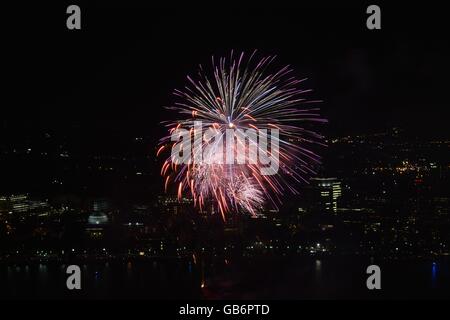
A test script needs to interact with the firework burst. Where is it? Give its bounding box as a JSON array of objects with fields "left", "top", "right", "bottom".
[{"left": 158, "top": 51, "right": 327, "bottom": 220}]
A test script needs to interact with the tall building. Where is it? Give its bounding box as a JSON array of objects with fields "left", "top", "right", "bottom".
[{"left": 309, "top": 178, "right": 342, "bottom": 213}]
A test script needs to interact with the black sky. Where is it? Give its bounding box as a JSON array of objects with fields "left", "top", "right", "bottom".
[{"left": 4, "top": 3, "right": 450, "bottom": 143}]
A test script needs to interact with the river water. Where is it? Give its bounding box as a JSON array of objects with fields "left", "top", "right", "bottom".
[{"left": 1, "top": 256, "right": 448, "bottom": 299}]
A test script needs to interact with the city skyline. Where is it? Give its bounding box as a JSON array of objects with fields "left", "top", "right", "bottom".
[{"left": 1, "top": 3, "right": 449, "bottom": 301}]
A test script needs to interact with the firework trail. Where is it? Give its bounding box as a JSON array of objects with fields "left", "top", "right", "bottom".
[{"left": 158, "top": 51, "right": 327, "bottom": 220}]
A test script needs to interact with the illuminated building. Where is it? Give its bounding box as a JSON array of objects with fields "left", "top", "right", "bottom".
[
  {"left": 10, "top": 194, "right": 29, "bottom": 213},
  {"left": 0, "top": 194, "right": 49, "bottom": 215},
  {"left": 86, "top": 203, "right": 110, "bottom": 238},
  {"left": 157, "top": 195, "right": 192, "bottom": 215},
  {"left": 87, "top": 212, "right": 109, "bottom": 225},
  {"left": 309, "top": 178, "right": 342, "bottom": 213},
  {"left": 92, "top": 198, "right": 110, "bottom": 212}
]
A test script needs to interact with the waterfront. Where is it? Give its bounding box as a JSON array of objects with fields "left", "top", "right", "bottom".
[{"left": 1, "top": 256, "right": 448, "bottom": 299}]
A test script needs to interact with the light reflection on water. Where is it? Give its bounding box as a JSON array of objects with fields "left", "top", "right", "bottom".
[
  {"left": 431, "top": 262, "right": 438, "bottom": 288},
  {"left": 0, "top": 258, "right": 449, "bottom": 299}
]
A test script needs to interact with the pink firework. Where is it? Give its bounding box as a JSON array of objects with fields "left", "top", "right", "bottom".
[{"left": 158, "top": 51, "right": 327, "bottom": 220}]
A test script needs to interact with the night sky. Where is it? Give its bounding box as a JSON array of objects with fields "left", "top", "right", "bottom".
[{"left": 4, "top": 3, "right": 450, "bottom": 150}]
